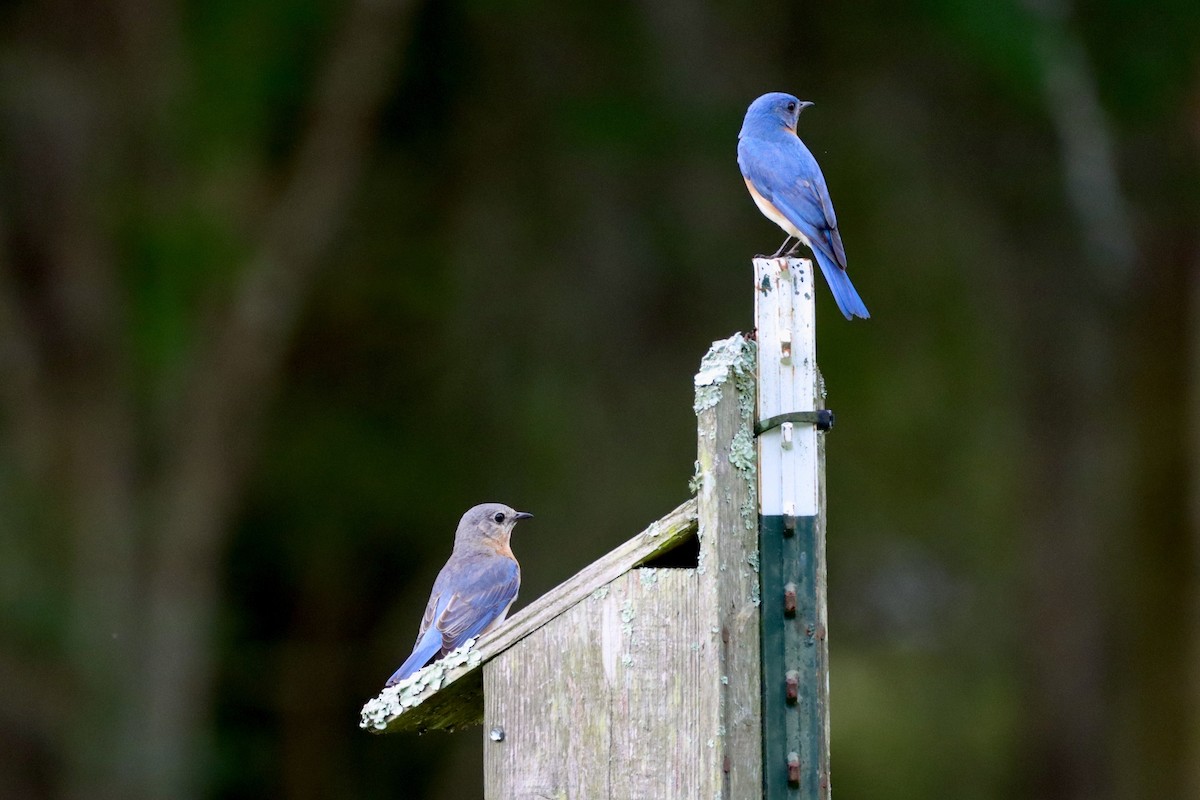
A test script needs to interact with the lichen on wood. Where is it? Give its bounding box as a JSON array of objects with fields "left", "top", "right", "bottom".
[
  {"left": 693, "top": 333, "right": 756, "bottom": 414},
  {"left": 358, "top": 639, "right": 483, "bottom": 731}
]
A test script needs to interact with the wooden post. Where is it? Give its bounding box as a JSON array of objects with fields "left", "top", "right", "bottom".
[
  {"left": 694, "top": 333, "right": 762, "bottom": 799},
  {"left": 755, "top": 257, "right": 831, "bottom": 799}
]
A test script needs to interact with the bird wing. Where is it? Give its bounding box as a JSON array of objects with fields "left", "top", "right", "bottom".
[
  {"left": 412, "top": 586, "right": 444, "bottom": 648},
  {"left": 432, "top": 557, "right": 520, "bottom": 654},
  {"left": 738, "top": 137, "right": 849, "bottom": 270},
  {"left": 385, "top": 557, "right": 519, "bottom": 686}
]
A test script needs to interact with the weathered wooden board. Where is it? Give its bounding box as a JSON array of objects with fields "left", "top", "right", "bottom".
[
  {"left": 694, "top": 332, "right": 762, "bottom": 799},
  {"left": 483, "top": 569, "right": 708, "bottom": 798}
]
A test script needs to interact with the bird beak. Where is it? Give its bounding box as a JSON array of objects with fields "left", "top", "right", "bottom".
[
  {"left": 513, "top": 511, "right": 534, "bottom": 520},
  {"left": 798, "top": 100, "right": 814, "bottom": 111}
]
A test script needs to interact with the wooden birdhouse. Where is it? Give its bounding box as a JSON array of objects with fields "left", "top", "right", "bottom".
[{"left": 362, "top": 258, "right": 832, "bottom": 800}]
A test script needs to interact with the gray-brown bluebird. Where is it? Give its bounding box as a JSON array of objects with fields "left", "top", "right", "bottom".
[{"left": 385, "top": 503, "right": 532, "bottom": 686}]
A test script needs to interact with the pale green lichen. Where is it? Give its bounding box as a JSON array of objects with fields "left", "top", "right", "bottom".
[
  {"left": 693, "top": 334, "right": 756, "bottom": 414},
  {"left": 590, "top": 586, "right": 609, "bottom": 601},
  {"left": 749, "top": 553, "right": 762, "bottom": 607},
  {"left": 639, "top": 568, "right": 658, "bottom": 588},
  {"left": 621, "top": 653, "right": 634, "bottom": 668},
  {"left": 739, "top": 489, "right": 757, "bottom": 530},
  {"left": 620, "top": 598, "right": 635, "bottom": 635},
  {"left": 358, "top": 638, "right": 480, "bottom": 731},
  {"left": 687, "top": 460, "right": 702, "bottom": 494},
  {"left": 729, "top": 428, "right": 755, "bottom": 474}
]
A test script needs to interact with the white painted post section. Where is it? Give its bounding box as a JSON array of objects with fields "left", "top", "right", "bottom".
[{"left": 756, "top": 257, "right": 819, "bottom": 519}]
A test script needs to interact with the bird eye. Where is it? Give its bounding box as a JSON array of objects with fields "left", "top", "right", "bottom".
[
  {"left": 493, "top": 511, "right": 506, "bottom": 524},
  {"left": 786, "top": 101, "right": 797, "bottom": 113}
]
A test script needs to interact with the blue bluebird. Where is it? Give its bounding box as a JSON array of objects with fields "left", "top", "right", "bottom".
[
  {"left": 385, "top": 503, "right": 532, "bottom": 686},
  {"left": 738, "top": 92, "right": 870, "bottom": 320}
]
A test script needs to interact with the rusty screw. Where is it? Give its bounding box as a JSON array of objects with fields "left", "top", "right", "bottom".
[
  {"left": 785, "top": 670, "right": 799, "bottom": 704},
  {"left": 783, "top": 583, "right": 797, "bottom": 617},
  {"left": 787, "top": 753, "right": 801, "bottom": 787}
]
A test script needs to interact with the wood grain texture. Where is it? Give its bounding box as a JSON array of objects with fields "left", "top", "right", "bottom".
[
  {"left": 484, "top": 569, "right": 708, "bottom": 799},
  {"left": 695, "top": 334, "right": 762, "bottom": 799},
  {"left": 361, "top": 499, "right": 698, "bottom": 735}
]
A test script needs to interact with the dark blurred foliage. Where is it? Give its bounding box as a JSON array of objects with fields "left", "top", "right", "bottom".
[{"left": 1, "top": 0, "right": 1198, "bottom": 798}]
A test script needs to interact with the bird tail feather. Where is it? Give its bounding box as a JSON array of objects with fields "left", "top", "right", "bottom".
[
  {"left": 811, "top": 248, "right": 870, "bottom": 320},
  {"left": 385, "top": 628, "right": 443, "bottom": 686}
]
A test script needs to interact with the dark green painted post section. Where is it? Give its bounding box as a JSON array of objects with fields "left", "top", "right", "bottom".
[{"left": 761, "top": 514, "right": 827, "bottom": 799}]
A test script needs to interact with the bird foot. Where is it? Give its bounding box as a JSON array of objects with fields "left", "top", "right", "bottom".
[{"left": 768, "top": 237, "right": 795, "bottom": 259}]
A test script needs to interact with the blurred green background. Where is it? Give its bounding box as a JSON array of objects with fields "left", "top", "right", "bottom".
[{"left": 1, "top": 0, "right": 1198, "bottom": 798}]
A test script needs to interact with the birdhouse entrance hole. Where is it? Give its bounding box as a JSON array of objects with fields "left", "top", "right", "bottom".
[{"left": 640, "top": 529, "right": 700, "bottom": 568}]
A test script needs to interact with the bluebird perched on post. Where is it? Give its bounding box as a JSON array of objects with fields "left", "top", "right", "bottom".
[
  {"left": 738, "top": 92, "right": 870, "bottom": 320},
  {"left": 385, "top": 503, "right": 533, "bottom": 686}
]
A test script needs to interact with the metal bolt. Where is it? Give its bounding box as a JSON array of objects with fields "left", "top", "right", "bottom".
[
  {"left": 783, "top": 583, "right": 797, "bottom": 617},
  {"left": 785, "top": 671, "right": 799, "bottom": 704},
  {"left": 787, "top": 753, "right": 801, "bottom": 787},
  {"left": 816, "top": 409, "right": 835, "bottom": 431},
  {"left": 489, "top": 727, "right": 505, "bottom": 743}
]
